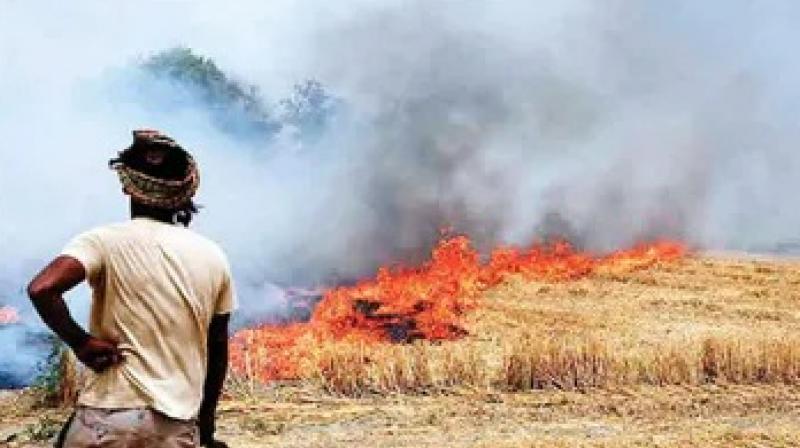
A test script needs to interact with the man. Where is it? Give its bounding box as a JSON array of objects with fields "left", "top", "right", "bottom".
[{"left": 27, "top": 130, "right": 234, "bottom": 448}]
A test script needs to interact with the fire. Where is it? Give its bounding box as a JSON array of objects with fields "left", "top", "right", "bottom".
[
  {"left": 230, "top": 237, "right": 686, "bottom": 382},
  {"left": 0, "top": 306, "right": 20, "bottom": 325}
]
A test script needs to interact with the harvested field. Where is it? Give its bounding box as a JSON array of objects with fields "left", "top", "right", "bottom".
[
  {"left": 237, "top": 252, "right": 800, "bottom": 395},
  {"left": 4, "top": 254, "right": 800, "bottom": 447}
]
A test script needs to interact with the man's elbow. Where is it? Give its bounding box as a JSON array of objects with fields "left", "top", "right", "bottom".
[
  {"left": 27, "top": 256, "right": 87, "bottom": 303},
  {"left": 27, "top": 279, "right": 54, "bottom": 302}
]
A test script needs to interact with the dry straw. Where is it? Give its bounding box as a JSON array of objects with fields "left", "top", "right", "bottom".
[{"left": 253, "top": 333, "right": 800, "bottom": 396}]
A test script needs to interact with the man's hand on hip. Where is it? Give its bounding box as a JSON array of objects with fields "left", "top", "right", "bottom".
[{"left": 74, "top": 337, "right": 123, "bottom": 372}]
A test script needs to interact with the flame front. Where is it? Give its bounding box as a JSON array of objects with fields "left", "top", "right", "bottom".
[{"left": 230, "top": 236, "right": 685, "bottom": 381}]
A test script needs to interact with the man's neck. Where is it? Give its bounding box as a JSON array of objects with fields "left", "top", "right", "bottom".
[{"left": 130, "top": 202, "right": 175, "bottom": 224}]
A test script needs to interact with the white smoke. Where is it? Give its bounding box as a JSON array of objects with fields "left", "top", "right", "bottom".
[{"left": 2, "top": 1, "right": 800, "bottom": 381}]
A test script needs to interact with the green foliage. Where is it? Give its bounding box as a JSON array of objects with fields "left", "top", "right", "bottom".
[
  {"left": 142, "top": 47, "right": 280, "bottom": 138},
  {"left": 139, "top": 47, "right": 339, "bottom": 144},
  {"left": 31, "top": 335, "right": 64, "bottom": 406},
  {"left": 280, "top": 80, "right": 339, "bottom": 142}
]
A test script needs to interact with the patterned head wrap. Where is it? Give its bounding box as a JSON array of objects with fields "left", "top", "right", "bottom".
[{"left": 109, "top": 130, "right": 199, "bottom": 210}]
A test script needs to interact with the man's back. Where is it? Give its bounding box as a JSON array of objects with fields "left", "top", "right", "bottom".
[{"left": 62, "top": 217, "right": 235, "bottom": 420}]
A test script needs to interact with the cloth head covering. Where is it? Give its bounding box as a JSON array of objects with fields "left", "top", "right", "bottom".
[{"left": 109, "top": 129, "right": 199, "bottom": 209}]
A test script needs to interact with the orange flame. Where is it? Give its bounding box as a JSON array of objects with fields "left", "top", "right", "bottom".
[
  {"left": 0, "top": 306, "right": 20, "bottom": 325},
  {"left": 230, "top": 237, "right": 685, "bottom": 381}
]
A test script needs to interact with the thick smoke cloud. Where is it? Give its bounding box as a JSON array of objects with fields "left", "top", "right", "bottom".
[{"left": 2, "top": 1, "right": 800, "bottom": 380}]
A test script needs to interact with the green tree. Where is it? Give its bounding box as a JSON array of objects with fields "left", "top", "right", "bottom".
[
  {"left": 142, "top": 47, "right": 280, "bottom": 138},
  {"left": 140, "top": 47, "right": 340, "bottom": 145},
  {"left": 280, "top": 80, "right": 339, "bottom": 143}
]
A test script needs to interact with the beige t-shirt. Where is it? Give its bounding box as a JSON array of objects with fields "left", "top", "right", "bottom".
[{"left": 61, "top": 217, "right": 236, "bottom": 420}]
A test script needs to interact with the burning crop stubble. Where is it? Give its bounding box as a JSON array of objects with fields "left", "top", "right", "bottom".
[
  {"left": 4, "top": 1, "right": 800, "bottom": 385},
  {"left": 5, "top": 7, "right": 800, "bottom": 445},
  {"left": 229, "top": 236, "right": 685, "bottom": 383},
  {"left": 230, "top": 252, "right": 800, "bottom": 397}
]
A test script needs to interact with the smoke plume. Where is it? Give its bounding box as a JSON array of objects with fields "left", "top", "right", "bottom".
[{"left": 2, "top": 1, "right": 800, "bottom": 382}]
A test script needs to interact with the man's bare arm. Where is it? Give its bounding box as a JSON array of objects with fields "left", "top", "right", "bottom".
[
  {"left": 198, "top": 313, "right": 230, "bottom": 447},
  {"left": 27, "top": 256, "right": 121, "bottom": 372}
]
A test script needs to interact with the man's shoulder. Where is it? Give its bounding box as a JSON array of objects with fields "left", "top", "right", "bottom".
[
  {"left": 90, "top": 222, "right": 231, "bottom": 273},
  {"left": 77, "top": 221, "right": 224, "bottom": 255},
  {"left": 70, "top": 221, "right": 134, "bottom": 240},
  {"left": 171, "top": 227, "right": 230, "bottom": 266}
]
